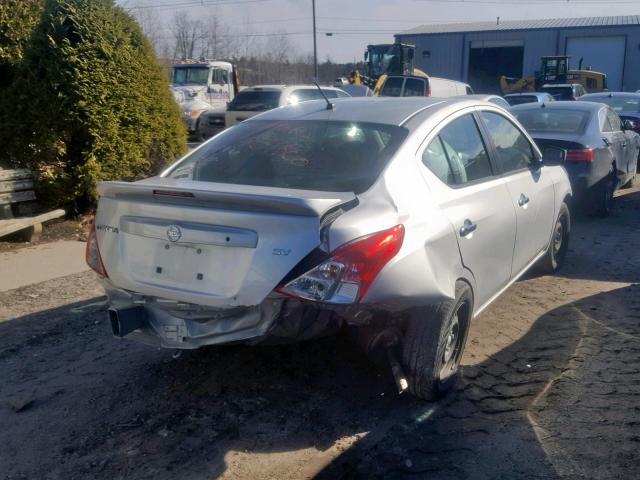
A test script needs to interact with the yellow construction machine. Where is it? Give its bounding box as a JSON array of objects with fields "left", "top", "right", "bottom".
[
  {"left": 501, "top": 56, "right": 607, "bottom": 94},
  {"left": 350, "top": 42, "right": 428, "bottom": 95}
]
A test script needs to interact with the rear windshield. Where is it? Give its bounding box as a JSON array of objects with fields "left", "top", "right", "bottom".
[
  {"left": 586, "top": 96, "right": 640, "bottom": 114},
  {"left": 166, "top": 120, "right": 408, "bottom": 193},
  {"left": 541, "top": 87, "right": 573, "bottom": 100},
  {"left": 506, "top": 95, "right": 538, "bottom": 106},
  {"left": 380, "top": 77, "right": 404, "bottom": 97},
  {"left": 514, "top": 109, "right": 590, "bottom": 134},
  {"left": 228, "top": 91, "right": 281, "bottom": 111}
]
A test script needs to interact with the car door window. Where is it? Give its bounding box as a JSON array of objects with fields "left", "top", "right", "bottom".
[
  {"left": 481, "top": 111, "right": 535, "bottom": 173},
  {"left": 424, "top": 114, "right": 493, "bottom": 185},
  {"left": 404, "top": 78, "right": 426, "bottom": 96}
]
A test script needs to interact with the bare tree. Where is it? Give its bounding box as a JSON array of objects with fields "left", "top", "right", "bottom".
[{"left": 171, "top": 11, "right": 205, "bottom": 61}]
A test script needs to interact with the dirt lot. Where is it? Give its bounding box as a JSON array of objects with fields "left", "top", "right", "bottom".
[{"left": 1, "top": 188, "right": 639, "bottom": 480}]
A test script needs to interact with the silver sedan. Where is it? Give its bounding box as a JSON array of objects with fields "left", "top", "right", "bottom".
[{"left": 87, "top": 97, "right": 572, "bottom": 400}]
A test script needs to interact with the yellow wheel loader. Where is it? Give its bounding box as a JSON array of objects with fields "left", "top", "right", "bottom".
[{"left": 501, "top": 56, "right": 607, "bottom": 95}]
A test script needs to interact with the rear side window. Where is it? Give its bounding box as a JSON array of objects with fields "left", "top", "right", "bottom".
[
  {"left": 166, "top": 120, "right": 408, "bottom": 193},
  {"left": 228, "top": 91, "right": 281, "bottom": 111},
  {"left": 606, "top": 109, "right": 622, "bottom": 131},
  {"left": 481, "top": 112, "right": 535, "bottom": 173},
  {"left": 403, "top": 78, "right": 426, "bottom": 96},
  {"left": 380, "top": 77, "right": 404, "bottom": 97},
  {"left": 422, "top": 114, "right": 493, "bottom": 185},
  {"left": 489, "top": 97, "right": 510, "bottom": 109}
]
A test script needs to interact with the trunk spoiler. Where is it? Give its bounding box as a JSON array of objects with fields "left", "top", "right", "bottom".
[{"left": 97, "top": 179, "right": 358, "bottom": 217}]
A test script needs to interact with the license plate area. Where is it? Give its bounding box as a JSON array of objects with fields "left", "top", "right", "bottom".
[{"left": 120, "top": 235, "right": 255, "bottom": 297}]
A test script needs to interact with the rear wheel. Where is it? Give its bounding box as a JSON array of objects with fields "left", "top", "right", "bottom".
[
  {"left": 537, "top": 201, "right": 570, "bottom": 274},
  {"left": 593, "top": 169, "right": 615, "bottom": 217},
  {"left": 401, "top": 281, "right": 473, "bottom": 400}
]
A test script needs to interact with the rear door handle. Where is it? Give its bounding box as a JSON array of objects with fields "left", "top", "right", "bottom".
[
  {"left": 518, "top": 194, "right": 530, "bottom": 207},
  {"left": 622, "top": 142, "right": 628, "bottom": 148},
  {"left": 459, "top": 219, "right": 477, "bottom": 237}
]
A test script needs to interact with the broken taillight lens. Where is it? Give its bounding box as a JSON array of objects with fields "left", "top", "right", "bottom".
[
  {"left": 278, "top": 225, "right": 404, "bottom": 304},
  {"left": 85, "top": 221, "right": 108, "bottom": 277}
]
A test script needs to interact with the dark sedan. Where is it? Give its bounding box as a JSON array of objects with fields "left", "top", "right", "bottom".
[
  {"left": 580, "top": 92, "right": 640, "bottom": 136},
  {"left": 512, "top": 101, "right": 639, "bottom": 216}
]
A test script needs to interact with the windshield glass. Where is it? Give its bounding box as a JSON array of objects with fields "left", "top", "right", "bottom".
[
  {"left": 541, "top": 87, "right": 574, "bottom": 100},
  {"left": 173, "top": 67, "right": 209, "bottom": 85},
  {"left": 165, "top": 120, "right": 408, "bottom": 193},
  {"left": 514, "top": 109, "right": 590, "bottom": 134},
  {"left": 506, "top": 95, "right": 538, "bottom": 106},
  {"left": 228, "top": 91, "right": 281, "bottom": 111},
  {"left": 368, "top": 45, "right": 402, "bottom": 78},
  {"left": 586, "top": 96, "right": 640, "bottom": 113}
]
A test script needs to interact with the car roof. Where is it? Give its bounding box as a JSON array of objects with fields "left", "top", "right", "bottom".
[
  {"left": 581, "top": 92, "right": 640, "bottom": 99},
  {"left": 464, "top": 94, "right": 501, "bottom": 101},
  {"left": 504, "top": 92, "right": 549, "bottom": 97},
  {"left": 541, "top": 84, "right": 580, "bottom": 88},
  {"left": 510, "top": 100, "right": 603, "bottom": 112},
  {"left": 252, "top": 97, "right": 465, "bottom": 126}
]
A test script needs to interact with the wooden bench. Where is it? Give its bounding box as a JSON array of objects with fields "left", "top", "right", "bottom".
[{"left": 0, "top": 168, "right": 65, "bottom": 242}]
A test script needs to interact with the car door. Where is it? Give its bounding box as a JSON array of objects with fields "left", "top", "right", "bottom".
[
  {"left": 419, "top": 112, "right": 517, "bottom": 309},
  {"left": 604, "top": 108, "right": 632, "bottom": 180},
  {"left": 478, "top": 110, "right": 556, "bottom": 277},
  {"left": 606, "top": 108, "right": 634, "bottom": 178}
]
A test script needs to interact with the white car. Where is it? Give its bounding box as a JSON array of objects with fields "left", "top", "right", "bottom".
[
  {"left": 88, "top": 97, "right": 572, "bottom": 400},
  {"left": 224, "top": 85, "right": 350, "bottom": 127}
]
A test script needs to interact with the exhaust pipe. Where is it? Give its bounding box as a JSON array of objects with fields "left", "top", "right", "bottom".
[{"left": 108, "top": 307, "right": 147, "bottom": 337}]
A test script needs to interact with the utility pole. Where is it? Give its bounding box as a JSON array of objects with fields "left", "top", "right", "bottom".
[{"left": 312, "top": 0, "right": 318, "bottom": 82}]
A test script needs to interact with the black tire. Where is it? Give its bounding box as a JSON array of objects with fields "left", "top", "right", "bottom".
[
  {"left": 401, "top": 281, "right": 473, "bottom": 400},
  {"left": 537, "top": 201, "right": 570, "bottom": 274},
  {"left": 593, "top": 170, "right": 615, "bottom": 217}
]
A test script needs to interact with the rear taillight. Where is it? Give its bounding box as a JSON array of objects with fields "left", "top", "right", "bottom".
[
  {"left": 566, "top": 149, "right": 593, "bottom": 162},
  {"left": 277, "top": 225, "right": 405, "bottom": 304},
  {"left": 86, "top": 221, "right": 108, "bottom": 277},
  {"left": 425, "top": 87, "right": 432, "bottom": 96}
]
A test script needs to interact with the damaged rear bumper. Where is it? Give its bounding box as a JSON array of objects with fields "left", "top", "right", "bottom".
[{"left": 102, "top": 282, "right": 346, "bottom": 349}]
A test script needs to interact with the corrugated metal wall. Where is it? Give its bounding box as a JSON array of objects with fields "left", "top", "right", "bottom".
[{"left": 397, "top": 25, "right": 640, "bottom": 92}]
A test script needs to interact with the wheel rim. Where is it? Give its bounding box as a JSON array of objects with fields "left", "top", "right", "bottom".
[
  {"left": 439, "top": 304, "right": 466, "bottom": 382},
  {"left": 553, "top": 218, "right": 564, "bottom": 256}
]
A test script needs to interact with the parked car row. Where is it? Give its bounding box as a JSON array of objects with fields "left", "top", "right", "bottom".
[{"left": 95, "top": 82, "right": 637, "bottom": 401}]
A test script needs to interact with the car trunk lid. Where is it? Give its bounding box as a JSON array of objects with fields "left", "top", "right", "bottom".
[{"left": 95, "top": 179, "right": 356, "bottom": 308}]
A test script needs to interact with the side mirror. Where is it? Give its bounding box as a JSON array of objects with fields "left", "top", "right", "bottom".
[{"left": 541, "top": 146, "right": 566, "bottom": 166}]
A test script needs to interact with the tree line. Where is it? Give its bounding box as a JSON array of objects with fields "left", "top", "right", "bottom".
[{"left": 129, "top": 6, "right": 365, "bottom": 85}]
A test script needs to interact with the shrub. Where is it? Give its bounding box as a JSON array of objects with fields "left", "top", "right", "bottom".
[{"left": 3, "top": 0, "right": 187, "bottom": 210}]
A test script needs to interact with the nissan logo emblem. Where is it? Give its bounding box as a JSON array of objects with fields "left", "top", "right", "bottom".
[{"left": 166, "top": 225, "right": 182, "bottom": 242}]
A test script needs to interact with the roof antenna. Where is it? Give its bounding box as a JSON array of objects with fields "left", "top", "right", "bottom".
[
  {"left": 314, "top": 82, "right": 335, "bottom": 111},
  {"left": 497, "top": 16, "right": 500, "bottom": 26}
]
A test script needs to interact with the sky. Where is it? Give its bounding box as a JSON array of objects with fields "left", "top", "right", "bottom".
[{"left": 121, "top": 0, "right": 640, "bottom": 63}]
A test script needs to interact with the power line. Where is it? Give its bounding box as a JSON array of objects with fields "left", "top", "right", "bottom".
[{"left": 416, "top": 0, "right": 640, "bottom": 4}]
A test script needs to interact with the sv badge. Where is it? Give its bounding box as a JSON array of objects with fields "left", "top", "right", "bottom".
[{"left": 272, "top": 248, "right": 291, "bottom": 256}]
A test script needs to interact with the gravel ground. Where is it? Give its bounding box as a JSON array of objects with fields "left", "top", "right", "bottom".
[{"left": 1, "top": 188, "right": 639, "bottom": 480}]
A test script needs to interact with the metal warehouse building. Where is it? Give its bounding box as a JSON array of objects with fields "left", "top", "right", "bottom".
[{"left": 396, "top": 15, "right": 640, "bottom": 94}]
